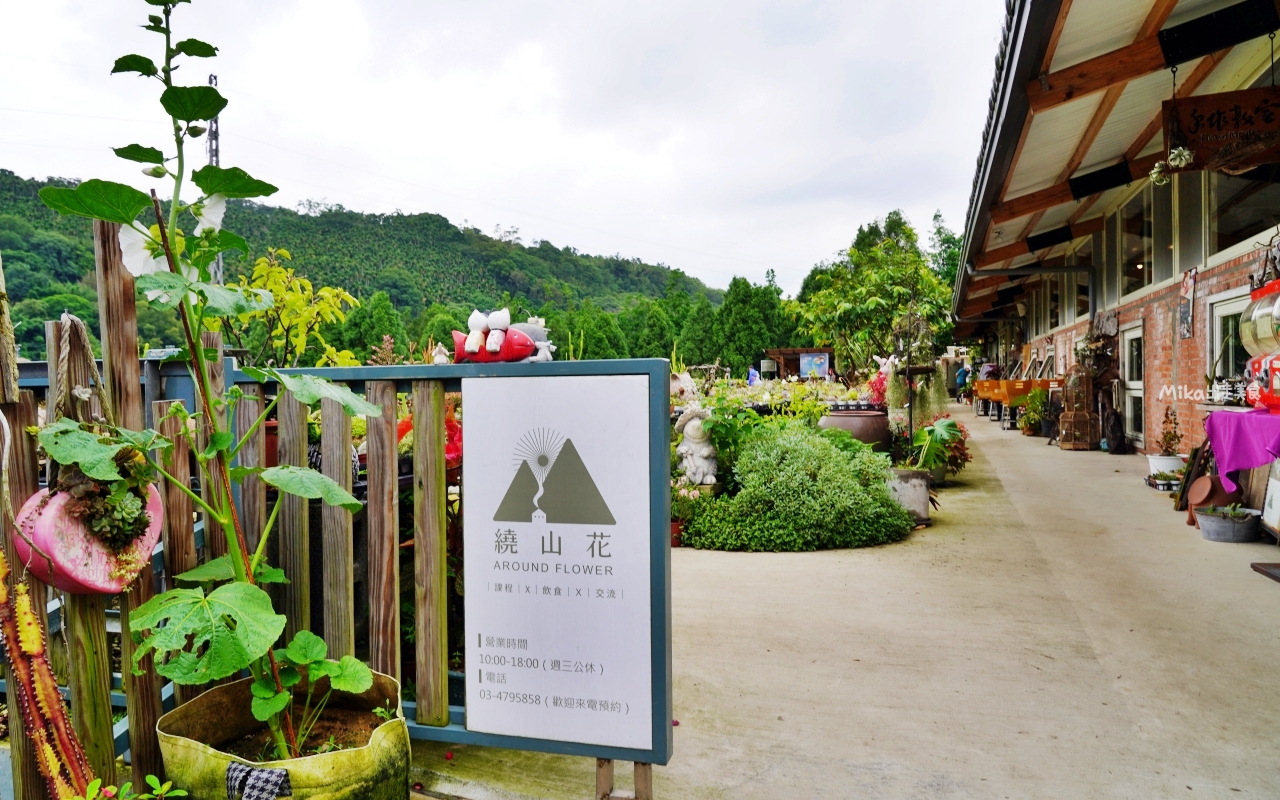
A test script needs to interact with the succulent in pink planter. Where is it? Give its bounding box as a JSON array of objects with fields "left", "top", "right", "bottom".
[{"left": 19, "top": 418, "right": 168, "bottom": 594}]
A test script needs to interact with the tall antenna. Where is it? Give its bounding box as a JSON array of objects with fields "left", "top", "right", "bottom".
[{"left": 207, "top": 74, "right": 223, "bottom": 284}]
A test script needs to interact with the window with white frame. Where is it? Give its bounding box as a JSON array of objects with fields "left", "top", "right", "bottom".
[{"left": 1210, "top": 292, "right": 1251, "bottom": 380}]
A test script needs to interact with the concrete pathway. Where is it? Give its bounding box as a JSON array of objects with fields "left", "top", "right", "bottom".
[{"left": 415, "top": 406, "right": 1280, "bottom": 798}]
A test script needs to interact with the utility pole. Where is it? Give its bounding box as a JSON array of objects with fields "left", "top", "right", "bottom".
[{"left": 207, "top": 74, "right": 223, "bottom": 284}]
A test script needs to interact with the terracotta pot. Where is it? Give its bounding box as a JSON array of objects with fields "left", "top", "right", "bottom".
[
  {"left": 157, "top": 672, "right": 409, "bottom": 800},
  {"left": 819, "top": 410, "right": 890, "bottom": 450},
  {"left": 670, "top": 520, "right": 683, "bottom": 548},
  {"left": 14, "top": 485, "right": 163, "bottom": 594},
  {"left": 1185, "top": 475, "right": 1243, "bottom": 528}
]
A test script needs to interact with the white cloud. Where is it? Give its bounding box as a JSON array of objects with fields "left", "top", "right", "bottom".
[{"left": 0, "top": 0, "right": 1006, "bottom": 296}]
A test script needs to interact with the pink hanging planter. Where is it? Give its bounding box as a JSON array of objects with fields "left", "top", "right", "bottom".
[{"left": 13, "top": 485, "right": 164, "bottom": 594}]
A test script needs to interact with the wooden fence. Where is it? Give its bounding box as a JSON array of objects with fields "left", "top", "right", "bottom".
[{"left": 0, "top": 221, "right": 459, "bottom": 798}]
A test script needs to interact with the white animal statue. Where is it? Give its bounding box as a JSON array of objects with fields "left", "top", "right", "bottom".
[
  {"left": 670, "top": 372, "right": 698, "bottom": 406},
  {"left": 431, "top": 342, "right": 451, "bottom": 365},
  {"left": 485, "top": 307, "right": 511, "bottom": 352},
  {"left": 675, "top": 407, "right": 717, "bottom": 486},
  {"left": 529, "top": 340, "right": 556, "bottom": 363},
  {"left": 873, "top": 354, "right": 900, "bottom": 375}
]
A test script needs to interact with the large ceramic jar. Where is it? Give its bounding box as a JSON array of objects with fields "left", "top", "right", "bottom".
[{"left": 819, "top": 410, "right": 890, "bottom": 449}]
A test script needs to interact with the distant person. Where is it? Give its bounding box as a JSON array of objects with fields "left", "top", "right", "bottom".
[{"left": 955, "top": 362, "right": 970, "bottom": 401}]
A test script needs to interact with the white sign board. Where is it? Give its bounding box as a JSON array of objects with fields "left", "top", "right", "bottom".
[{"left": 462, "top": 375, "right": 653, "bottom": 749}]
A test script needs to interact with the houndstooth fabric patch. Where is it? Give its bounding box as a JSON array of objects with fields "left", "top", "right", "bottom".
[{"left": 226, "top": 761, "right": 292, "bottom": 800}]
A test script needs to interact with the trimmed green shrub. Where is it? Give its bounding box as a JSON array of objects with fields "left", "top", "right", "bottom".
[{"left": 682, "top": 422, "right": 912, "bottom": 552}]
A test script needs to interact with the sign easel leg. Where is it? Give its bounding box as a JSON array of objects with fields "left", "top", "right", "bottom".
[{"left": 595, "top": 759, "right": 653, "bottom": 800}]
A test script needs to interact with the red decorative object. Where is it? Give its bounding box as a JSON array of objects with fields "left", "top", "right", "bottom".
[
  {"left": 1245, "top": 352, "right": 1280, "bottom": 413},
  {"left": 451, "top": 328, "right": 536, "bottom": 363},
  {"left": 670, "top": 520, "right": 683, "bottom": 548},
  {"left": 14, "top": 485, "right": 164, "bottom": 594}
]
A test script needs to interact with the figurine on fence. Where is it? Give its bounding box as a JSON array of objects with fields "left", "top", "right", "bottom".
[
  {"left": 675, "top": 406, "right": 717, "bottom": 486},
  {"left": 453, "top": 309, "right": 557, "bottom": 364}
]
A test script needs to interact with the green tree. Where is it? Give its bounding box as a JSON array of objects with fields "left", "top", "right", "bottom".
[
  {"left": 793, "top": 215, "right": 952, "bottom": 380},
  {"left": 714, "top": 277, "right": 779, "bottom": 378},
  {"left": 372, "top": 267, "right": 420, "bottom": 308},
  {"left": 853, "top": 209, "right": 914, "bottom": 254},
  {"left": 678, "top": 294, "right": 719, "bottom": 366},
  {"left": 617, "top": 299, "right": 652, "bottom": 357},
  {"left": 634, "top": 303, "right": 675, "bottom": 359},
  {"left": 331, "top": 291, "right": 406, "bottom": 362},
  {"left": 659, "top": 269, "right": 691, "bottom": 333},
  {"left": 928, "top": 211, "right": 963, "bottom": 289}
]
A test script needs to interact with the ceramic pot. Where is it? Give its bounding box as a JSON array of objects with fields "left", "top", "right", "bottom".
[
  {"left": 1185, "top": 475, "right": 1242, "bottom": 528},
  {"left": 819, "top": 410, "right": 890, "bottom": 450},
  {"left": 264, "top": 419, "right": 279, "bottom": 468},
  {"left": 1194, "top": 508, "right": 1261, "bottom": 542},
  {"left": 1146, "top": 454, "right": 1184, "bottom": 475},
  {"left": 887, "top": 468, "right": 930, "bottom": 524},
  {"left": 157, "top": 672, "right": 409, "bottom": 800},
  {"left": 929, "top": 464, "right": 947, "bottom": 487},
  {"left": 670, "top": 520, "right": 683, "bottom": 548},
  {"left": 14, "top": 485, "right": 163, "bottom": 594}
]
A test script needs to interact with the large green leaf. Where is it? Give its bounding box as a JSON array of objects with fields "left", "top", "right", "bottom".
[
  {"left": 251, "top": 690, "right": 290, "bottom": 722},
  {"left": 174, "top": 38, "right": 218, "bottom": 58},
  {"left": 330, "top": 655, "right": 374, "bottom": 694},
  {"left": 284, "top": 630, "right": 327, "bottom": 665},
  {"left": 174, "top": 555, "right": 234, "bottom": 585},
  {"left": 38, "top": 418, "right": 127, "bottom": 481},
  {"left": 243, "top": 368, "right": 381, "bottom": 418},
  {"left": 135, "top": 272, "right": 189, "bottom": 308},
  {"left": 130, "top": 582, "right": 285, "bottom": 685},
  {"left": 261, "top": 465, "right": 362, "bottom": 512},
  {"left": 111, "top": 54, "right": 158, "bottom": 77},
  {"left": 195, "top": 282, "right": 272, "bottom": 317},
  {"left": 191, "top": 165, "right": 278, "bottom": 199},
  {"left": 39, "top": 180, "right": 151, "bottom": 225},
  {"left": 160, "top": 85, "right": 227, "bottom": 122},
  {"left": 113, "top": 144, "right": 165, "bottom": 164},
  {"left": 114, "top": 427, "right": 171, "bottom": 452}
]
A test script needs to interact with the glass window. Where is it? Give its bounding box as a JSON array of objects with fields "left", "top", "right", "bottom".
[
  {"left": 1128, "top": 394, "right": 1145, "bottom": 437},
  {"left": 1153, "top": 179, "right": 1173, "bottom": 283},
  {"left": 1121, "top": 188, "right": 1152, "bottom": 296},
  {"left": 1211, "top": 296, "right": 1250, "bottom": 380},
  {"left": 1177, "top": 172, "right": 1203, "bottom": 272},
  {"left": 1049, "top": 273, "right": 1060, "bottom": 329},
  {"left": 1127, "top": 335, "right": 1143, "bottom": 382},
  {"left": 1105, "top": 213, "right": 1119, "bottom": 308},
  {"left": 1210, "top": 168, "right": 1280, "bottom": 255},
  {"left": 1072, "top": 233, "right": 1095, "bottom": 319}
]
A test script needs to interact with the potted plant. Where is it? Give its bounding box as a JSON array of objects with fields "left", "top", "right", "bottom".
[
  {"left": 912, "top": 418, "right": 961, "bottom": 489},
  {"left": 671, "top": 478, "right": 711, "bottom": 547},
  {"left": 1148, "top": 471, "right": 1179, "bottom": 492},
  {"left": 1148, "top": 406, "right": 1184, "bottom": 475},
  {"left": 36, "top": 3, "right": 408, "bottom": 795},
  {"left": 1193, "top": 503, "right": 1262, "bottom": 542}
]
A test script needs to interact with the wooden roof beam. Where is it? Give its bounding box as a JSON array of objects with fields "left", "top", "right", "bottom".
[
  {"left": 991, "top": 153, "right": 1163, "bottom": 224},
  {"left": 975, "top": 216, "right": 1105, "bottom": 269},
  {"left": 1026, "top": 0, "right": 1277, "bottom": 114}
]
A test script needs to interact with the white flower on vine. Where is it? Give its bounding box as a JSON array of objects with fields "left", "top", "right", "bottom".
[
  {"left": 192, "top": 193, "right": 226, "bottom": 235},
  {"left": 118, "top": 224, "right": 168, "bottom": 277}
]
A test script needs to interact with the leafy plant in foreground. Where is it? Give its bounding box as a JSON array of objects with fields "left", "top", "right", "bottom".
[{"left": 36, "top": 0, "right": 381, "bottom": 762}]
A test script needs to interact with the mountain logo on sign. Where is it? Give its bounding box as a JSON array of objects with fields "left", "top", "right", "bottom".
[{"left": 494, "top": 428, "right": 615, "bottom": 524}]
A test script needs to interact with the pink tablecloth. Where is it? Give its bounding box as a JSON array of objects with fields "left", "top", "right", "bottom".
[{"left": 1203, "top": 409, "right": 1280, "bottom": 493}]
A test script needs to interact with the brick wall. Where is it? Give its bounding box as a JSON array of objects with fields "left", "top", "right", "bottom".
[{"left": 1027, "top": 247, "right": 1263, "bottom": 455}]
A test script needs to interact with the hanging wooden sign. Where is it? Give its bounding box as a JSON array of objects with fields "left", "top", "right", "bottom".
[{"left": 1162, "top": 86, "right": 1280, "bottom": 174}]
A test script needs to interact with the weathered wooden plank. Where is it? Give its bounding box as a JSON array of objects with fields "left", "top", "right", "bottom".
[
  {"left": 278, "top": 390, "right": 311, "bottom": 639},
  {"left": 2, "top": 394, "right": 46, "bottom": 800},
  {"left": 596, "top": 759, "right": 615, "bottom": 800},
  {"left": 320, "top": 397, "right": 354, "bottom": 658},
  {"left": 634, "top": 763, "right": 653, "bottom": 800},
  {"left": 413, "top": 380, "right": 448, "bottom": 726},
  {"left": 155, "top": 399, "right": 197, "bottom": 706},
  {"left": 199, "top": 330, "right": 227, "bottom": 560},
  {"left": 365, "top": 381, "right": 400, "bottom": 679},
  {"left": 56, "top": 311, "right": 116, "bottom": 783},
  {"left": 235, "top": 383, "right": 267, "bottom": 555},
  {"left": 95, "top": 217, "right": 164, "bottom": 780}
]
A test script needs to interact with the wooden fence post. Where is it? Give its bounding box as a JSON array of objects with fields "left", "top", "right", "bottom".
[
  {"left": 234, "top": 383, "right": 267, "bottom": 555},
  {"left": 155, "top": 399, "right": 196, "bottom": 705},
  {"left": 278, "top": 391, "right": 310, "bottom": 639},
  {"left": 413, "top": 380, "right": 448, "bottom": 726},
  {"left": 320, "top": 397, "right": 354, "bottom": 657},
  {"left": 51, "top": 315, "right": 116, "bottom": 783},
  {"left": 94, "top": 217, "right": 164, "bottom": 780},
  {"left": 366, "top": 381, "right": 399, "bottom": 680}
]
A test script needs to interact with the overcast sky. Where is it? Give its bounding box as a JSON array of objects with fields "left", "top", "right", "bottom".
[{"left": 1, "top": 0, "right": 1007, "bottom": 296}]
